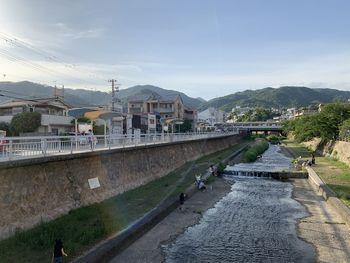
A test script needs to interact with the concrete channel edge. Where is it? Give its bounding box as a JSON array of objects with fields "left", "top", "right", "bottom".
[
  {"left": 306, "top": 167, "right": 350, "bottom": 227},
  {"left": 73, "top": 144, "right": 250, "bottom": 263}
]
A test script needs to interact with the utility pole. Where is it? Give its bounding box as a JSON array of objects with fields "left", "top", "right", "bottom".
[
  {"left": 108, "top": 79, "right": 120, "bottom": 135},
  {"left": 108, "top": 79, "right": 119, "bottom": 112}
]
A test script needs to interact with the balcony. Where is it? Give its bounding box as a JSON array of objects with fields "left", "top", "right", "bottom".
[
  {"left": 129, "top": 107, "right": 143, "bottom": 114},
  {"left": 157, "top": 108, "right": 174, "bottom": 113},
  {"left": 0, "top": 114, "right": 73, "bottom": 126},
  {"left": 41, "top": 114, "right": 74, "bottom": 126}
]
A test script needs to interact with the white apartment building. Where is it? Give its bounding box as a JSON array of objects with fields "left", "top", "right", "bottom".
[{"left": 198, "top": 107, "right": 225, "bottom": 126}]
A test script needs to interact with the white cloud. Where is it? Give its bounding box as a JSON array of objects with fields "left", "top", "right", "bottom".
[
  {"left": 1, "top": 47, "right": 350, "bottom": 100},
  {"left": 52, "top": 22, "right": 105, "bottom": 40}
]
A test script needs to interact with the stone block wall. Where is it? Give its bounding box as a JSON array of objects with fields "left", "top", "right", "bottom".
[{"left": 0, "top": 135, "right": 242, "bottom": 240}]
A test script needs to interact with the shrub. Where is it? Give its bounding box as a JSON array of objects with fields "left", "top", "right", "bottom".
[
  {"left": 243, "top": 140, "right": 269, "bottom": 162},
  {"left": 10, "top": 112, "right": 41, "bottom": 136},
  {"left": 266, "top": 135, "right": 279, "bottom": 144}
]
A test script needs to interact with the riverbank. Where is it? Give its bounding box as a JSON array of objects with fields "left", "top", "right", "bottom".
[
  {"left": 283, "top": 140, "right": 350, "bottom": 208},
  {"left": 291, "top": 178, "right": 350, "bottom": 262},
  {"left": 0, "top": 141, "right": 248, "bottom": 263},
  {"left": 109, "top": 177, "right": 232, "bottom": 263},
  {"left": 281, "top": 144, "right": 350, "bottom": 262}
]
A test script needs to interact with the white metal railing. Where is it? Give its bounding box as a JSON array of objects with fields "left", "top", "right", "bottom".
[{"left": 0, "top": 131, "right": 238, "bottom": 162}]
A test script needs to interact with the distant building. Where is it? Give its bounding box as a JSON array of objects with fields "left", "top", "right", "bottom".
[
  {"left": 0, "top": 97, "right": 73, "bottom": 135},
  {"left": 127, "top": 93, "right": 197, "bottom": 132},
  {"left": 198, "top": 107, "right": 225, "bottom": 126},
  {"left": 230, "top": 106, "right": 251, "bottom": 122},
  {"left": 294, "top": 108, "right": 319, "bottom": 118}
]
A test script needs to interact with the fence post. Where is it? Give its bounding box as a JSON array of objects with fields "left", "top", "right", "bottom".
[
  {"left": 9, "top": 139, "right": 13, "bottom": 161},
  {"left": 41, "top": 138, "right": 47, "bottom": 156},
  {"left": 58, "top": 139, "right": 62, "bottom": 153}
]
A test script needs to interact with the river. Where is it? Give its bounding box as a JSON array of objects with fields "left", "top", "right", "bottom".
[{"left": 163, "top": 144, "right": 315, "bottom": 263}]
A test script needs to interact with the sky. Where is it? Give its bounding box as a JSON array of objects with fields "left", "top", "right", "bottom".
[{"left": 0, "top": 0, "right": 350, "bottom": 100}]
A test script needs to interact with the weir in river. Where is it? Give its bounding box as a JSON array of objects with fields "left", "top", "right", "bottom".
[{"left": 163, "top": 144, "right": 315, "bottom": 262}]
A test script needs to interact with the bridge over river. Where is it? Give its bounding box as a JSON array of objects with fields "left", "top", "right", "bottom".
[{"left": 216, "top": 121, "right": 283, "bottom": 134}]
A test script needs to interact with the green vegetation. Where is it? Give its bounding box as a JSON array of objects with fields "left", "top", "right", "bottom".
[
  {"left": 0, "top": 142, "right": 246, "bottom": 263},
  {"left": 10, "top": 112, "right": 41, "bottom": 136},
  {"left": 266, "top": 135, "right": 281, "bottom": 144},
  {"left": 177, "top": 119, "right": 194, "bottom": 132},
  {"left": 283, "top": 140, "right": 350, "bottom": 208},
  {"left": 282, "top": 140, "right": 312, "bottom": 158},
  {"left": 339, "top": 119, "right": 350, "bottom": 141},
  {"left": 228, "top": 107, "right": 276, "bottom": 122},
  {"left": 70, "top": 117, "right": 90, "bottom": 124},
  {"left": 283, "top": 103, "right": 350, "bottom": 142},
  {"left": 0, "top": 122, "right": 11, "bottom": 136},
  {"left": 243, "top": 140, "right": 269, "bottom": 162}
]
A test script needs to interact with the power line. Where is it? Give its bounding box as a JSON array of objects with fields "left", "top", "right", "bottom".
[
  {"left": 0, "top": 47, "right": 102, "bottom": 86},
  {"left": 0, "top": 32, "right": 107, "bottom": 83}
]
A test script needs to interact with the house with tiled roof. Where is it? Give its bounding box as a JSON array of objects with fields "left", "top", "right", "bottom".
[
  {"left": 127, "top": 92, "right": 197, "bottom": 132},
  {"left": 0, "top": 97, "right": 74, "bottom": 135}
]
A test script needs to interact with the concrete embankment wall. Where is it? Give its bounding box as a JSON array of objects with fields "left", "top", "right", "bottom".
[{"left": 0, "top": 134, "right": 243, "bottom": 240}]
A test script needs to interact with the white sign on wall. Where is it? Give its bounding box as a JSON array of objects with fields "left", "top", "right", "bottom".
[
  {"left": 79, "top": 123, "right": 92, "bottom": 133},
  {"left": 88, "top": 177, "right": 101, "bottom": 189},
  {"left": 148, "top": 114, "right": 156, "bottom": 129}
]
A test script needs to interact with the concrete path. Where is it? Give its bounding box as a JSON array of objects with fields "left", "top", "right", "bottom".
[
  {"left": 292, "top": 178, "right": 350, "bottom": 263},
  {"left": 109, "top": 179, "right": 232, "bottom": 263}
]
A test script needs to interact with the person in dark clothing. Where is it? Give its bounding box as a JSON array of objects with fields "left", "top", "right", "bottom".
[
  {"left": 52, "top": 239, "right": 68, "bottom": 263},
  {"left": 311, "top": 153, "right": 316, "bottom": 165},
  {"left": 179, "top": 192, "right": 186, "bottom": 211}
]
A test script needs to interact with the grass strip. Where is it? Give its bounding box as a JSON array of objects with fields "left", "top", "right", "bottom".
[
  {"left": 0, "top": 142, "right": 246, "bottom": 263},
  {"left": 283, "top": 140, "right": 350, "bottom": 208}
]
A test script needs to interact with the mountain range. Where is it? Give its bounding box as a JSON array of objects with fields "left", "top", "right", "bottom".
[
  {"left": 200, "top": 86, "right": 350, "bottom": 112},
  {"left": 0, "top": 82, "right": 204, "bottom": 109},
  {"left": 1, "top": 82, "right": 350, "bottom": 113}
]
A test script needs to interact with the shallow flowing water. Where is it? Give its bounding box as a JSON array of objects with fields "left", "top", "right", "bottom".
[{"left": 163, "top": 144, "right": 315, "bottom": 263}]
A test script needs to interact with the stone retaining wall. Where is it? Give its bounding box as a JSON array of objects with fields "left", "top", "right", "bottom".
[
  {"left": 0, "top": 135, "right": 242, "bottom": 240},
  {"left": 303, "top": 138, "right": 350, "bottom": 166}
]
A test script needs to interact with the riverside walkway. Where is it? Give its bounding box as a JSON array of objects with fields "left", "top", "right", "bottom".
[{"left": 0, "top": 131, "right": 238, "bottom": 162}]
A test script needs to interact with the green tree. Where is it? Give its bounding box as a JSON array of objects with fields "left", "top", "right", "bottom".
[
  {"left": 317, "top": 103, "right": 350, "bottom": 140},
  {"left": 0, "top": 122, "right": 11, "bottom": 136},
  {"left": 10, "top": 112, "right": 41, "bottom": 136},
  {"left": 282, "top": 103, "right": 350, "bottom": 142},
  {"left": 339, "top": 119, "right": 350, "bottom": 141},
  {"left": 70, "top": 117, "right": 90, "bottom": 124},
  {"left": 237, "top": 107, "right": 274, "bottom": 122}
]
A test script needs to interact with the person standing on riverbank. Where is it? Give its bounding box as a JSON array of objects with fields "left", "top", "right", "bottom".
[
  {"left": 179, "top": 193, "right": 186, "bottom": 211},
  {"left": 52, "top": 239, "right": 68, "bottom": 263}
]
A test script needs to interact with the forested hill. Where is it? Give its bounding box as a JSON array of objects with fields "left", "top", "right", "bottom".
[
  {"left": 0, "top": 82, "right": 204, "bottom": 109},
  {"left": 199, "top": 86, "right": 350, "bottom": 112}
]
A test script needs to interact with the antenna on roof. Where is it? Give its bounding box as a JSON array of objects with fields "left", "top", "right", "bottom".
[{"left": 53, "top": 84, "right": 64, "bottom": 100}]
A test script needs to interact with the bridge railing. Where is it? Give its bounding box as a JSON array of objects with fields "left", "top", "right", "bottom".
[{"left": 0, "top": 131, "right": 238, "bottom": 162}]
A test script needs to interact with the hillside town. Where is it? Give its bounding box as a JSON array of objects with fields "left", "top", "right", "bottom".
[{"left": 0, "top": 84, "right": 345, "bottom": 138}]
